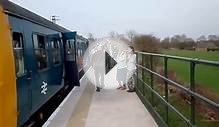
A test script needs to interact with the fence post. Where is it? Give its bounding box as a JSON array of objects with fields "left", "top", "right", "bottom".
[
  {"left": 142, "top": 54, "right": 145, "bottom": 96},
  {"left": 164, "top": 57, "right": 169, "bottom": 124},
  {"left": 136, "top": 53, "right": 139, "bottom": 88},
  {"left": 190, "top": 62, "right": 196, "bottom": 125},
  {"left": 150, "top": 55, "right": 154, "bottom": 106}
]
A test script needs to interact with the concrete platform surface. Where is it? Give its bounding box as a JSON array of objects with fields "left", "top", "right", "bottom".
[
  {"left": 43, "top": 76, "right": 157, "bottom": 127},
  {"left": 84, "top": 89, "right": 158, "bottom": 127}
]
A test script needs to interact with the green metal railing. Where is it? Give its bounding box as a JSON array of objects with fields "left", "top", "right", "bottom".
[{"left": 135, "top": 51, "right": 219, "bottom": 127}]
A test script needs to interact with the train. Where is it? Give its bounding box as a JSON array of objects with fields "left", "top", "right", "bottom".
[{"left": 0, "top": 1, "right": 88, "bottom": 126}]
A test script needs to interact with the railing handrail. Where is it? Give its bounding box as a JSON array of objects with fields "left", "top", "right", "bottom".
[
  {"left": 136, "top": 76, "right": 194, "bottom": 127},
  {"left": 136, "top": 51, "right": 219, "bottom": 66},
  {"left": 135, "top": 51, "right": 219, "bottom": 127},
  {"left": 136, "top": 64, "right": 219, "bottom": 108}
]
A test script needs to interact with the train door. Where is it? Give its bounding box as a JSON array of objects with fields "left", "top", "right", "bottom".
[
  {"left": 12, "top": 32, "right": 31, "bottom": 126},
  {"left": 47, "top": 33, "right": 64, "bottom": 88},
  {"left": 62, "top": 32, "right": 79, "bottom": 87}
]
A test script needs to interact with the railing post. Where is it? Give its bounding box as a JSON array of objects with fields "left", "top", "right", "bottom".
[
  {"left": 142, "top": 54, "right": 145, "bottom": 96},
  {"left": 136, "top": 52, "right": 139, "bottom": 88},
  {"left": 150, "top": 55, "right": 154, "bottom": 106},
  {"left": 190, "top": 62, "right": 196, "bottom": 125},
  {"left": 164, "top": 57, "right": 169, "bottom": 124}
]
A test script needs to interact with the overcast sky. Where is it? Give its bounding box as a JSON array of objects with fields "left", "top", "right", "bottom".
[{"left": 10, "top": 0, "right": 219, "bottom": 39}]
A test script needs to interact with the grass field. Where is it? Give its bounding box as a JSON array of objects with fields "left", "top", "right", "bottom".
[{"left": 162, "top": 50, "right": 219, "bottom": 93}]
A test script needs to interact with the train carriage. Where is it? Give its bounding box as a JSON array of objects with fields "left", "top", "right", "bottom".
[
  {"left": 0, "top": 1, "right": 87, "bottom": 126},
  {"left": 76, "top": 35, "right": 89, "bottom": 76}
]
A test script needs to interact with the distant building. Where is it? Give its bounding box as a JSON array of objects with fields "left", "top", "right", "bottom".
[{"left": 196, "top": 41, "right": 217, "bottom": 51}]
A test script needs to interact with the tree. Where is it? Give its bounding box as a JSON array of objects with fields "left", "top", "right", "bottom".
[
  {"left": 170, "top": 34, "right": 187, "bottom": 43},
  {"left": 127, "top": 30, "right": 136, "bottom": 44},
  {"left": 87, "top": 33, "right": 95, "bottom": 42},
  {"left": 109, "top": 31, "right": 119, "bottom": 38},
  {"left": 197, "top": 35, "right": 206, "bottom": 42},
  {"left": 160, "top": 37, "right": 170, "bottom": 49},
  {"left": 214, "top": 41, "right": 219, "bottom": 47},
  {"left": 208, "top": 35, "right": 219, "bottom": 41},
  {"left": 169, "top": 34, "right": 195, "bottom": 50},
  {"left": 133, "top": 34, "right": 159, "bottom": 52}
]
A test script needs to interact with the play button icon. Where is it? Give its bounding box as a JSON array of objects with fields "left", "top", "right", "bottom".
[
  {"left": 105, "top": 52, "right": 117, "bottom": 74},
  {"left": 83, "top": 38, "right": 134, "bottom": 89}
]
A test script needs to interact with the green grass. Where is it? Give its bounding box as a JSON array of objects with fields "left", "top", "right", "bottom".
[{"left": 162, "top": 50, "right": 219, "bottom": 92}]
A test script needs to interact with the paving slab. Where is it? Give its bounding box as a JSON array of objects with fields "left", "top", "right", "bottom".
[{"left": 84, "top": 89, "right": 158, "bottom": 127}]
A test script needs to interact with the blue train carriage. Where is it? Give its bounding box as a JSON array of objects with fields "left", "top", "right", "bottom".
[
  {"left": 1, "top": 1, "right": 79, "bottom": 126},
  {"left": 76, "top": 35, "right": 89, "bottom": 58},
  {"left": 76, "top": 35, "right": 89, "bottom": 73}
]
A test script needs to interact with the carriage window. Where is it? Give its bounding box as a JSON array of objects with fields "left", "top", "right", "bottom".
[
  {"left": 66, "top": 40, "right": 75, "bottom": 61},
  {"left": 51, "top": 40, "right": 61, "bottom": 64},
  {"left": 13, "top": 32, "right": 25, "bottom": 76},
  {"left": 33, "top": 34, "right": 48, "bottom": 70},
  {"left": 77, "top": 42, "right": 80, "bottom": 56}
]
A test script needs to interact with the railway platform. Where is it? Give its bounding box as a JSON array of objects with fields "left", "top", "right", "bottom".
[{"left": 43, "top": 73, "right": 157, "bottom": 127}]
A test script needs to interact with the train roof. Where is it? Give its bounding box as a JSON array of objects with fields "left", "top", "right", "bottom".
[{"left": 1, "top": 0, "right": 70, "bottom": 32}]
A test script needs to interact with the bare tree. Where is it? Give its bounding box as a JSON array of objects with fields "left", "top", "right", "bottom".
[
  {"left": 109, "top": 31, "right": 119, "bottom": 38},
  {"left": 197, "top": 35, "right": 207, "bottom": 42},
  {"left": 208, "top": 35, "right": 219, "bottom": 41},
  {"left": 127, "top": 30, "right": 136, "bottom": 44},
  {"left": 169, "top": 34, "right": 196, "bottom": 50},
  {"left": 160, "top": 37, "right": 170, "bottom": 49},
  {"left": 133, "top": 34, "right": 159, "bottom": 52},
  {"left": 87, "top": 33, "right": 95, "bottom": 42}
]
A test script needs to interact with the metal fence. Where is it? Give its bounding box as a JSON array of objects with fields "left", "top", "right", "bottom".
[{"left": 135, "top": 51, "right": 219, "bottom": 127}]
